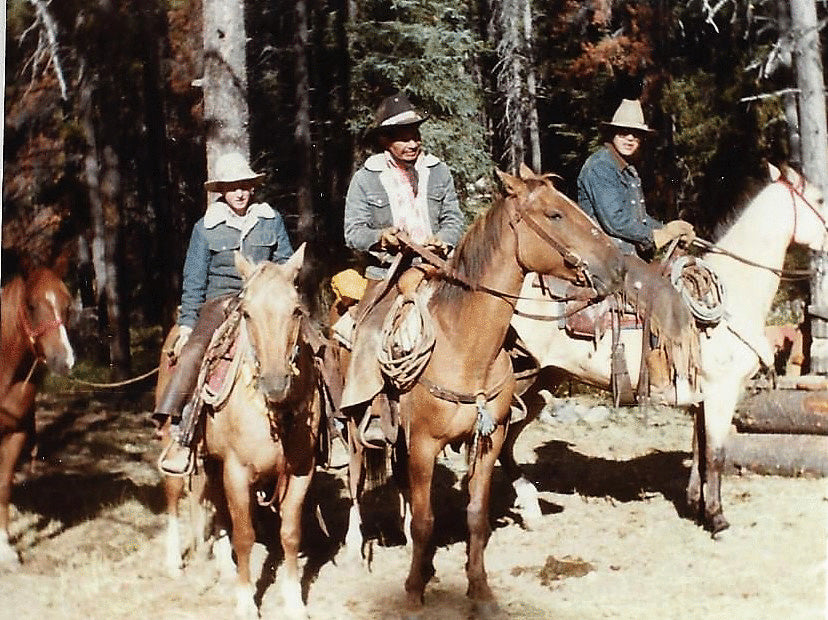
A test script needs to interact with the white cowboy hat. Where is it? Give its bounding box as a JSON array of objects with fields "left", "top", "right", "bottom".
[
  {"left": 204, "top": 152, "right": 265, "bottom": 191},
  {"left": 601, "top": 99, "right": 653, "bottom": 133}
]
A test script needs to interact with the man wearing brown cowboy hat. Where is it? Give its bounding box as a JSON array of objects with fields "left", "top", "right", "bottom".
[
  {"left": 154, "top": 151, "right": 293, "bottom": 473},
  {"left": 344, "top": 91, "right": 464, "bottom": 279},
  {"left": 337, "top": 92, "right": 465, "bottom": 446},
  {"left": 578, "top": 99, "right": 700, "bottom": 406}
]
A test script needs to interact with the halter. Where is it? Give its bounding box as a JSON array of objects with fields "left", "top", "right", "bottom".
[
  {"left": 507, "top": 197, "right": 595, "bottom": 290},
  {"left": 18, "top": 297, "right": 64, "bottom": 352},
  {"left": 775, "top": 175, "right": 828, "bottom": 242}
]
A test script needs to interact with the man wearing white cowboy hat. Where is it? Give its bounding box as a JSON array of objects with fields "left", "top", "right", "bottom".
[
  {"left": 154, "top": 151, "right": 293, "bottom": 473},
  {"left": 578, "top": 98, "right": 694, "bottom": 257},
  {"left": 577, "top": 99, "right": 701, "bottom": 406}
]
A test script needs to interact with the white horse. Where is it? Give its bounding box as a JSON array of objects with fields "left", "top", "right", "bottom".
[{"left": 507, "top": 164, "right": 827, "bottom": 535}]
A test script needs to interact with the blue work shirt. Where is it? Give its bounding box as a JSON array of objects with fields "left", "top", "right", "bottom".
[
  {"left": 178, "top": 201, "right": 293, "bottom": 328},
  {"left": 577, "top": 144, "right": 662, "bottom": 256}
]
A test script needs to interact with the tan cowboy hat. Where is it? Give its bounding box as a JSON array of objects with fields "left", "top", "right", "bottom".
[
  {"left": 365, "top": 92, "right": 428, "bottom": 143},
  {"left": 204, "top": 152, "right": 265, "bottom": 191},
  {"left": 601, "top": 99, "right": 653, "bottom": 133}
]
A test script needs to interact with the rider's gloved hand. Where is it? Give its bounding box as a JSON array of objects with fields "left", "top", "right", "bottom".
[
  {"left": 171, "top": 325, "right": 193, "bottom": 358},
  {"left": 424, "top": 235, "right": 449, "bottom": 257},
  {"left": 653, "top": 219, "right": 695, "bottom": 249},
  {"left": 379, "top": 227, "right": 400, "bottom": 250}
]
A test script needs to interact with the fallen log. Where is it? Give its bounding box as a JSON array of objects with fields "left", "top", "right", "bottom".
[
  {"left": 734, "top": 389, "right": 828, "bottom": 435},
  {"left": 725, "top": 431, "right": 828, "bottom": 477}
]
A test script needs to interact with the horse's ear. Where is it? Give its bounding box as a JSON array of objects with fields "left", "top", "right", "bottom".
[
  {"left": 767, "top": 162, "right": 781, "bottom": 182},
  {"left": 283, "top": 242, "right": 306, "bottom": 282},
  {"left": 495, "top": 169, "right": 526, "bottom": 197},
  {"left": 234, "top": 251, "right": 256, "bottom": 280},
  {"left": 518, "top": 162, "right": 535, "bottom": 180},
  {"left": 52, "top": 246, "right": 71, "bottom": 279}
]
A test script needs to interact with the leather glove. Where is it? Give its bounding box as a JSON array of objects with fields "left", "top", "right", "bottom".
[
  {"left": 379, "top": 227, "right": 400, "bottom": 250},
  {"left": 171, "top": 325, "right": 192, "bottom": 358},
  {"left": 424, "top": 235, "right": 449, "bottom": 257},
  {"left": 653, "top": 219, "right": 695, "bottom": 249}
]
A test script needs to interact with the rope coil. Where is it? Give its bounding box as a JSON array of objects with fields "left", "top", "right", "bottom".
[
  {"left": 377, "top": 292, "right": 436, "bottom": 392},
  {"left": 669, "top": 255, "right": 726, "bottom": 326}
]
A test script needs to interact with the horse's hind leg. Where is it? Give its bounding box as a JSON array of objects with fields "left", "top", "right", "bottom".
[
  {"left": 685, "top": 405, "right": 703, "bottom": 519},
  {"left": 466, "top": 427, "right": 506, "bottom": 619},
  {"left": 695, "top": 389, "right": 737, "bottom": 535},
  {"left": 223, "top": 456, "right": 257, "bottom": 619},
  {"left": 343, "top": 417, "right": 366, "bottom": 562},
  {"left": 0, "top": 430, "right": 26, "bottom": 566}
]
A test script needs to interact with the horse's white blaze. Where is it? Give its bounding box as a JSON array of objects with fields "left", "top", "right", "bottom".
[
  {"left": 45, "top": 291, "right": 75, "bottom": 369},
  {"left": 164, "top": 514, "right": 182, "bottom": 576}
]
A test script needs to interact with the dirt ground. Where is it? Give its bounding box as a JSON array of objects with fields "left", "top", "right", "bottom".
[{"left": 0, "top": 388, "right": 826, "bottom": 620}]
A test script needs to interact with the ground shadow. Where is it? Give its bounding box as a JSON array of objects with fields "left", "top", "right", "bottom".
[{"left": 521, "top": 439, "right": 691, "bottom": 518}]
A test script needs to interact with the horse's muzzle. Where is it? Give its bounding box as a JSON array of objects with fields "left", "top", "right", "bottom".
[{"left": 260, "top": 373, "right": 293, "bottom": 405}]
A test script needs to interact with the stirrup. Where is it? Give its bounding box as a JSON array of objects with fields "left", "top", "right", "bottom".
[
  {"left": 157, "top": 439, "right": 195, "bottom": 477},
  {"left": 357, "top": 412, "right": 386, "bottom": 450}
]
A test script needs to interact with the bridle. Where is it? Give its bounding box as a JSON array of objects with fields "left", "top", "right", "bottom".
[
  {"left": 775, "top": 175, "right": 828, "bottom": 244},
  {"left": 18, "top": 296, "right": 64, "bottom": 352},
  {"left": 506, "top": 196, "right": 595, "bottom": 290}
]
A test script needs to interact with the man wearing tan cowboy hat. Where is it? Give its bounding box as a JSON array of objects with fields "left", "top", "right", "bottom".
[
  {"left": 154, "top": 151, "right": 293, "bottom": 473},
  {"left": 578, "top": 99, "right": 701, "bottom": 406},
  {"left": 578, "top": 98, "right": 694, "bottom": 258}
]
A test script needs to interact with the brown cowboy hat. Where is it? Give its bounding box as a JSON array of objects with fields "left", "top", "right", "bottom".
[
  {"left": 364, "top": 92, "right": 428, "bottom": 143},
  {"left": 204, "top": 152, "right": 265, "bottom": 192},
  {"left": 601, "top": 99, "right": 654, "bottom": 133}
]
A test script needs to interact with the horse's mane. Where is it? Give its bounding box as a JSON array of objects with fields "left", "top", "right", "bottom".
[
  {"left": 432, "top": 194, "right": 511, "bottom": 306},
  {"left": 711, "top": 177, "right": 767, "bottom": 242},
  {"left": 1, "top": 275, "right": 25, "bottom": 349}
]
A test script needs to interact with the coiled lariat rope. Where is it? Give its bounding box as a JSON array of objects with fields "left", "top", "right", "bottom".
[{"left": 377, "top": 292, "right": 435, "bottom": 392}]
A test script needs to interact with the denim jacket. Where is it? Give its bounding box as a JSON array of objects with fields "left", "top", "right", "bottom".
[
  {"left": 344, "top": 152, "right": 464, "bottom": 279},
  {"left": 178, "top": 201, "right": 293, "bottom": 328},
  {"left": 577, "top": 144, "right": 662, "bottom": 256}
]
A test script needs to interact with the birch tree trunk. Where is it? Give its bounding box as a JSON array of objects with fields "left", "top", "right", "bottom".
[
  {"left": 523, "top": 0, "right": 541, "bottom": 172},
  {"left": 790, "top": 0, "right": 828, "bottom": 374},
  {"left": 203, "top": 0, "right": 250, "bottom": 185},
  {"left": 294, "top": 0, "right": 314, "bottom": 241}
]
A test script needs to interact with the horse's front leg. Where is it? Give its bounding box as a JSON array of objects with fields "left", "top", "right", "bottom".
[
  {"left": 466, "top": 424, "right": 506, "bottom": 619},
  {"left": 0, "top": 429, "right": 27, "bottom": 567},
  {"left": 223, "top": 455, "right": 257, "bottom": 619},
  {"left": 279, "top": 469, "right": 312, "bottom": 620},
  {"left": 404, "top": 433, "right": 439, "bottom": 615},
  {"left": 343, "top": 416, "right": 366, "bottom": 562}
]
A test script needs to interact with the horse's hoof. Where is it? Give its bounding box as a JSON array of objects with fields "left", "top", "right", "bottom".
[
  {"left": 709, "top": 516, "right": 731, "bottom": 539},
  {"left": 0, "top": 542, "right": 20, "bottom": 569},
  {"left": 472, "top": 599, "right": 507, "bottom": 620}
]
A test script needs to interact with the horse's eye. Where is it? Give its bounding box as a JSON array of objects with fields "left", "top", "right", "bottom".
[
  {"left": 546, "top": 210, "right": 563, "bottom": 221},
  {"left": 293, "top": 307, "right": 303, "bottom": 318}
]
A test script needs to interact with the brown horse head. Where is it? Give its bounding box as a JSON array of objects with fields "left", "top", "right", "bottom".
[
  {"left": 497, "top": 164, "right": 626, "bottom": 295},
  {"left": 234, "top": 244, "right": 307, "bottom": 405},
  {"left": 2, "top": 265, "right": 75, "bottom": 377}
]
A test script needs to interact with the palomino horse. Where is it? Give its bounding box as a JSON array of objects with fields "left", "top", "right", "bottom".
[
  {"left": 507, "top": 164, "right": 827, "bottom": 535},
  {"left": 0, "top": 260, "right": 75, "bottom": 565},
  {"left": 342, "top": 166, "right": 626, "bottom": 617},
  {"left": 159, "top": 245, "right": 322, "bottom": 619}
]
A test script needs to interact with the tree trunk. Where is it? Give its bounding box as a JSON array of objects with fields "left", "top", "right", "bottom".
[
  {"left": 294, "top": 0, "right": 314, "bottom": 242},
  {"left": 494, "top": 0, "right": 525, "bottom": 172},
  {"left": 735, "top": 389, "right": 828, "bottom": 435},
  {"left": 522, "top": 0, "right": 541, "bottom": 172},
  {"left": 203, "top": 0, "right": 250, "bottom": 181},
  {"left": 790, "top": 0, "right": 828, "bottom": 374},
  {"left": 725, "top": 431, "right": 828, "bottom": 477}
]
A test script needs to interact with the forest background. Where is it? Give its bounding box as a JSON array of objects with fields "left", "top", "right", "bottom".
[{"left": 2, "top": 0, "right": 827, "bottom": 377}]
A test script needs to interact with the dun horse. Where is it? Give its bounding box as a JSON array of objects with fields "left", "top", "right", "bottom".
[
  {"left": 507, "top": 164, "right": 827, "bottom": 535},
  {"left": 0, "top": 260, "right": 75, "bottom": 566},
  {"left": 158, "top": 245, "right": 322, "bottom": 619},
  {"left": 340, "top": 166, "right": 626, "bottom": 617}
]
